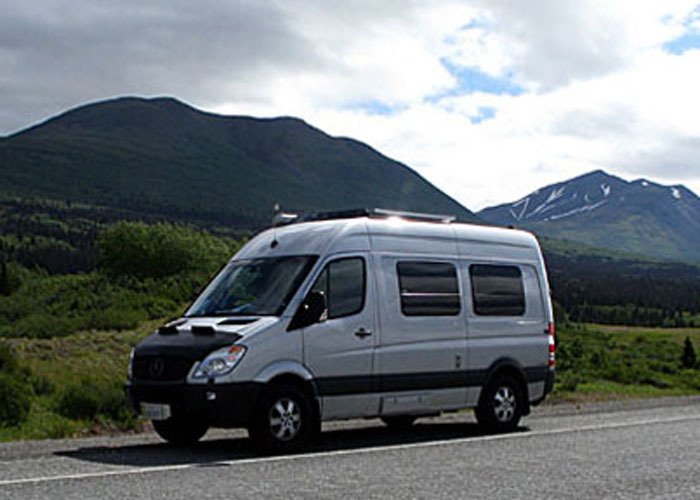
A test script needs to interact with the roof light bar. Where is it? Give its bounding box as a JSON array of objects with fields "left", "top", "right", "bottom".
[
  {"left": 370, "top": 208, "right": 456, "bottom": 223},
  {"left": 273, "top": 208, "right": 457, "bottom": 226}
]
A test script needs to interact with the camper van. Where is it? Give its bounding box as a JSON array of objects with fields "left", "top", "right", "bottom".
[{"left": 126, "top": 209, "right": 555, "bottom": 450}]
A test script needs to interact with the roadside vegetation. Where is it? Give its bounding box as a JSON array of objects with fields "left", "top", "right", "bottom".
[
  {"left": 2, "top": 321, "right": 698, "bottom": 441},
  {"left": 554, "top": 323, "right": 700, "bottom": 402},
  {"left": 1, "top": 216, "right": 700, "bottom": 441},
  {"left": 0, "top": 221, "right": 240, "bottom": 441}
]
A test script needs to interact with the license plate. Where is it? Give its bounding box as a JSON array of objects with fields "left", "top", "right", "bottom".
[{"left": 141, "top": 402, "right": 171, "bottom": 421}]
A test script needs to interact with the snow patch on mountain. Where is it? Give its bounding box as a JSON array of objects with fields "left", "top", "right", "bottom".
[
  {"left": 671, "top": 187, "right": 681, "bottom": 199},
  {"left": 546, "top": 186, "right": 566, "bottom": 204},
  {"left": 504, "top": 180, "right": 611, "bottom": 222},
  {"left": 509, "top": 196, "right": 531, "bottom": 220},
  {"left": 546, "top": 200, "right": 608, "bottom": 221}
]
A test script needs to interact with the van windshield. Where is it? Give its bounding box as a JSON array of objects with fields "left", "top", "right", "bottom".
[{"left": 186, "top": 255, "right": 318, "bottom": 317}]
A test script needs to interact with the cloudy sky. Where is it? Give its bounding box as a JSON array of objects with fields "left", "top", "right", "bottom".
[{"left": 1, "top": 0, "right": 700, "bottom": 210}]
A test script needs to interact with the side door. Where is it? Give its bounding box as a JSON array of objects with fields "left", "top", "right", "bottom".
[
  {"left": 374, "top": 256, "right": 468, "bottom": 415},
  {"left": 301, "top": 254, "right": 379, "bottom": 419}
]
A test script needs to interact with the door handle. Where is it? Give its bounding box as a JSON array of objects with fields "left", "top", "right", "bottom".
[{"left": 354, "top": 327, "right": 372, "bottom": 338}]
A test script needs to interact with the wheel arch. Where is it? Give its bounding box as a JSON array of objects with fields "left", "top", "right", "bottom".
[
  {"left": 481, "top": 358, "right": 531, "bottom": 416},
  {"left": 253, "top": 361, "right": 320, "bottom": 418}
]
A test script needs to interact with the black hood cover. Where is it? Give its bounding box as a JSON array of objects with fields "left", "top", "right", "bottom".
[{"left": 134, "top": 330, "right": 242, "bottom": 361}]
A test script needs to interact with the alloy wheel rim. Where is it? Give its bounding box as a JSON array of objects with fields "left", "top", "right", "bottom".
[
  {"left": 493, "top": 386, "right": 516, "bottom": 423},
  {"left": 269, "top": 397, "right": 302, "bottom": 441}
]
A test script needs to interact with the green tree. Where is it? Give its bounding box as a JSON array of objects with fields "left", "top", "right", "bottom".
[
  {"left": 0, "top": 342, "right": 33, "bottom": 427},
  {"left": 96, "top": 221, "right": 235, "bottom": 279},
  {"left": 0, "top": 261, "right": 22, "bottom": 295},
  {"left": 681, "top": 336, "right": 697, "bottom": 369}
]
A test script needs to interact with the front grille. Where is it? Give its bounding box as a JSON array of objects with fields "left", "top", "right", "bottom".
[{"left": 133, "top": 356, "right": 195, "bottom": 381}]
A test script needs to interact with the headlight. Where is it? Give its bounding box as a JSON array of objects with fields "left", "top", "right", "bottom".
[
  {"left": 127, "top": 348, "right": 135, "bottom": 381},
  {"left": 193, "top": 345, "right": 247, "bottom": 379}
]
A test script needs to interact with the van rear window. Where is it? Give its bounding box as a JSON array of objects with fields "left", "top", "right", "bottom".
[
  {"left": 397, "top": 261, "right": 460, "bottom": 316},
  {"left": 469, "top": 264, "right": 525, "bottom": 316}
]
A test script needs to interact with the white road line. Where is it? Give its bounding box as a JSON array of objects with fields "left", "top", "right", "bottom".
[{"left": 1, "top": 413, "right": 699, "bottom": 487}]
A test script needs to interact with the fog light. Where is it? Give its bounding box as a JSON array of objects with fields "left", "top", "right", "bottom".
[{"left": 206, "top": 391, "right": 217, "bottom": 401}]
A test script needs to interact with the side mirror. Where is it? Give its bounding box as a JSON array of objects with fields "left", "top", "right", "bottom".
[{"left": 288, "top": 291, "right": 326, "bottom": 330}]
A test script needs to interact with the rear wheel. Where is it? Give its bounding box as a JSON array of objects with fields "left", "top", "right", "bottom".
[
  {"left": 475, "top": 375, "right": 523, "bottom": 433},
  {"left": 152, "top": 414, "right": 209, "bottom": 445},
  {"left": 380, "top": 415, "right": 417, "bottom": 429},
  {"left": 249, "top": 385, "right": 318, "bottom": 452}
]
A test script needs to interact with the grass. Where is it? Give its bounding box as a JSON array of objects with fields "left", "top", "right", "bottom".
[
  {"left": 1, "top": 321, "right": 700, "bottom": 442},
  {"left": 548, "top": 381, "right": 697, "bottom": 404},
  {"left": 590, "top": 324, "right": 700, "bottom": 342},
  {"left": 553, "top": 323, "right": 700, "bottom": 401},
  {"left": 9, "top": 321, "right": 158, "bottom": 390},
  {"left": 0, "top": 322, "right": 158, "bottom": 442}
]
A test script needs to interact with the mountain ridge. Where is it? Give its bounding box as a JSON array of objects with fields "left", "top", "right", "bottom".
[
  {"left": 479, "top": 169, "right": 700, "bottom": 263},
  {"left": 0, "top": 96, "right": 476, "bottom": 229}
]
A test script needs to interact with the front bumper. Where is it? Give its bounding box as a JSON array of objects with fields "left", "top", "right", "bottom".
[{"left": 126, "top": 380, "right": 263, "bottom": 428}]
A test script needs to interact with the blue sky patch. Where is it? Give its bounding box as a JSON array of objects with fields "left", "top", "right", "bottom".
[
  {"left": 344, "top": 100, "right": 407, "bottom": 116},
  {"left": 664, "top": 32, "right": 700, "bottom": 54},
  {"left": 470, "top": 106, "right": 496, "bottom": 124},
  {"left": 433, "top": 59, "right": 525, "bottom": 100},
  {"left": 664, "top": 5, "right": 700, "bottom": 54}
]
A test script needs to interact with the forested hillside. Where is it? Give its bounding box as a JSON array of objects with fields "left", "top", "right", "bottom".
[{"left": 0, "top": 97, "right": 476, "bottom": 229}]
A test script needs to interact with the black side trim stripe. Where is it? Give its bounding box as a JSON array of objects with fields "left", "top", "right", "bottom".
[
  {"left": 524, "top": 366, "right": 549, "bottom": 383},
  {"left": 316, "top": 366, "right": 549, "bottom": 397}
]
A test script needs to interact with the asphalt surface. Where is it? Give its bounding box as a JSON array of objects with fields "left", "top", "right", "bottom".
[{"left": 1, "top": 396, "right": 699, "bottom": 499}]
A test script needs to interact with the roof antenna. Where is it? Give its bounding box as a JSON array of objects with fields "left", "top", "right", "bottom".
[{"left": 271, "top": 204, "right": 280, "bottom": 248}]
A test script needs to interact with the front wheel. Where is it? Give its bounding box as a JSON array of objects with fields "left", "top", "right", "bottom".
[
  {"left": 249, "top": 385, "right": 318, "bottom": 452},
  {"left": 152, "top": 414, "right": 209, "bottom": 445},
  {"left": 475, "top": 375, "right": 523, "bottom": 433}
]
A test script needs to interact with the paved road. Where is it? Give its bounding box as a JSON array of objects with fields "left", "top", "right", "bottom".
[{"left": 1, "top": 397, "right": 699, "bottom": 499}]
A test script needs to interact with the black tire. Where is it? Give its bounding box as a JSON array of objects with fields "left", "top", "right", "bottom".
[
  {"left": 380, "top": 415, "right": 417, "bottom": 429},
  {"left": 249, "top": 384, "right": 318, "bottom": 452},
  {"left": 152, "top": 414, "right": 209, "bottom": 445},
  {"left": 475, "top": 375, "right": 523, "bottom": 433}
]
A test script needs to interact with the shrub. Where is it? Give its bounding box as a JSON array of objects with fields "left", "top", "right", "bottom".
[
  {"left": 98, "top": 385, "right": 134, "bottom": 424},
  {"left": 55, "top": 380, "right": 102, "bottom": 420},
  {"left": 0, "top": 261, "right": 25, "bottom": 296},
  {"left": 0, "top": 341, "right": 19, "bottom": 373},
  {"left": 30, "top": 374, "right": 55, "bottom": 396},
  {"left": 11, "top": 314, "right": 79, "bottom": 339},
  {"left": 0, "top": 373, "right": 32, "bottom": 426},
  {"left": 681, "top": 336, "right": 697, "bottom": 369},
  {"left": 96, "top": 221, "right": 233, "bottom": 280},
  {"left": 557, "top": 371, "right": 582, "bottom": 392},
  {"left": 87, "top": 307, "right": 145, "bottom": 332},
  {"left": 55, "top": 379, "right": 132, "bottom": 423}
]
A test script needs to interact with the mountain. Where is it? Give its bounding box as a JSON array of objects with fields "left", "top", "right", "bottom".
[
  {"left": 478, "top": 170, "right": 700, "bottom": 263},
  {"left": 0, "top": 97, "right": 476, "bottom": 229}
]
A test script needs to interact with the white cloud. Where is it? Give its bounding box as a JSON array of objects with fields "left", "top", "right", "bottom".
[{"left": 2, "top": 0, "right": 700, "bottom": 210}]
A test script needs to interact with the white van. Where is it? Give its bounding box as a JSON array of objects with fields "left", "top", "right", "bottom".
[{"left": 126, "top": 209, "right": 555, "bottom": 450}]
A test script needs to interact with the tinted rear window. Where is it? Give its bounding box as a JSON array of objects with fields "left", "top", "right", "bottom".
[
  {"left": 397, "top": 261, "right": 460, "bottom": 316},
  {"left": 470, "top": 264, "right": 525, "bottom": 316}
]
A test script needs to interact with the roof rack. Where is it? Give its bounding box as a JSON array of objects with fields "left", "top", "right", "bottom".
[
  {"left": 293, "top": 208, "right": 456, "bottom": 224},
  {"left": 371, "top": 208, "right": 456, "bottom": 223}
]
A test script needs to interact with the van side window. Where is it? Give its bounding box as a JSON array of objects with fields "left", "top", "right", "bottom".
[
  {"left": 397, "top": 261, "right": 460, "bottom": 316},
  {"left": 311, "top": 257, "right": 365, "bottom": 319},
  {"left": 469, "top": 264, "right": 525, "bottom": 316}
]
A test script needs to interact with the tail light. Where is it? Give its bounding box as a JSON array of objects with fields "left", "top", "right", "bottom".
[{"left": 547, "top": 321, "right": 556, "bottom": 367}]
